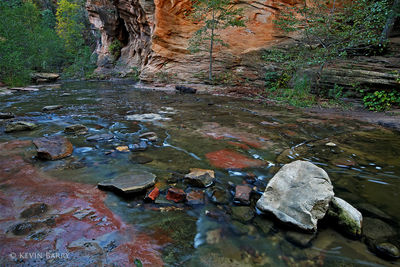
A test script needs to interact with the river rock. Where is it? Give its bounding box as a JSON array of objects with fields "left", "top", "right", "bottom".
[
  {"left": 231, "top": 206, "right": 254, "bottom": 223},
  {"left": 375, "top": 242, "right": 400, "bottom": 260},
  {"left": 20, "top": 203, "right": 48, "bottom": 219},
  {"left": 129, "top": 140, "right": 148, "bottom": 151},
  {"left": 256, "top": 160, "right": 334, "bottom": 232},
  {"left": 166, "top": 187, "right": 186, "bottom": 203},
  {"left": 33, "top": 136, "right": 73, "bottom": 160},
  {"left": 234, "top": 185, "right": 252, "bottom": 205},
  {"left": 42, "top": 105, "right": 63, "bottom": 111},
  {"left": 286, "top": 231, "right": 316, "bottom": 248},
  {"left": 145, "top": 187, "right": 160, "bottom": 202},
  {"left": 139, "top": 132, "right": 158, "bottom": 141},
  {"left": 98, "top": 171, "right": 156, "bottom": 194},
  {"left": 31, "top": 72, "right": 60, "bottom": 82},
  {"left": 185, "top": 168, "right": 215, "bottom": 187},
  {"left": 209, "top": 187, "right": 230, "bottom": 205},
  {"left": 86, "top": 133, "right": 114, "bottom": 142},
  {"left": 64, "top": 124, "right": 88, "bottom": 135},
  {"left": 327, "top": 197, "right": 362, "bottom": 237},
  {"left": 363, "top": 217, "right": 396, "bottom": 241},
  {"left": 0, "top": 112, "right": 14, "bottom": 119},
  {"left": 5, "top": 121, "right": 37, "bottom": 133},
  {"left": 186, "top": 190, "right": 205, "bottom": 205}
]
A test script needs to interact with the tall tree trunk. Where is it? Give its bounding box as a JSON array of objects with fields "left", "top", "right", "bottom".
[
  {"left": 209, "top": 8, "right": 215, "bottom": 81},
  {"left": 380, "top": 0, "right": 400, "bottom": 44}
]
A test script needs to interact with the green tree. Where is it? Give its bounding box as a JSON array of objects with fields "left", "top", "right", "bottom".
[
  {"left": 188, "top": 0, "right": 245, "bottom": 81},
  {"left": 0, "top": 0, "right": 64, "bottom": 85},
  {"left": 55, "top": 0, "right": 96, "bottom": 78}
]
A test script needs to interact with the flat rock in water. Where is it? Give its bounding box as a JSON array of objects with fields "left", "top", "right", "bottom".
[
  {"left": 131, "top": 154, "right": 153, "bottom": 164},
  {"left": 64, "top": 124, "right": 88, "bottom": 135},
  {"left": 256, "top": 160, "right": 334, "bottom": 232},
  {"left": 98, "top": 171, "right": 156, "bottom": 194},
  {"left": 5, "top": 121, "right": 37, "bottom": 133},
  {"left": 139, "top": 132, "right": 158, "bottom": 141},
  {"left": 86, "top": 133, "right": 114, "bottom": 142},
  {"left": 33, "top": 136, "right": 73, "bottom": 160},
  {"left": 42, "top": 105, "right": 63, "bottom": 111},
  {"left": 185, "top": 168, "right": 215, "bottom": 187},
  {"left": 31, "top": 72, "right": 60, "bottom": 82},
  {"left": 327, "top": 197, "right": 362, "bottom": 237},
  {"left": 0, "top": 112, "right": 15, "bottom": 119}
]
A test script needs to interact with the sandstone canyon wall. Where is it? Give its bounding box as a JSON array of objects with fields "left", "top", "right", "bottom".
[{"left": 86, "top": 0, "right": 300, "bottom": 84}]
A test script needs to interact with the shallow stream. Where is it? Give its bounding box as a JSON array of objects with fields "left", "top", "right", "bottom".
[{"left": 0, "top": 81, "right": 399, "bottom": 266}]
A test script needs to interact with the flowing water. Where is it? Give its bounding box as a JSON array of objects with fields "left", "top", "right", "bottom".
[{"left": 0, "top": 81, "right": 399, "bottom": 266}]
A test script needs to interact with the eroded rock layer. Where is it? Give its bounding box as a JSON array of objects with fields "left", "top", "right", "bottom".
[{"left": 86, "top": 0, "right": 300, "bottom": 83}]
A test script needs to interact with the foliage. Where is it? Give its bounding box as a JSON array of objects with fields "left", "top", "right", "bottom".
[
  {"left": 360, "top": 89, "right": 400, "bottom": 111},
  {"left": 109, "top": 39, "right": 122, "bottom": 60},
  {"left": 188, "top": 0, "right": 245, "bottom": 81},
  {"left": 0, "top": 0, "right": 65, "bottom": 86},
  {"left": 55, "top": 0, "right": 96, "bottom": 78}
]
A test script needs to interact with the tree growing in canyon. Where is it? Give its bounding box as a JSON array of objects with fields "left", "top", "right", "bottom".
[{"left": 188, "top": 0, "right": 245, "bottom": 81}]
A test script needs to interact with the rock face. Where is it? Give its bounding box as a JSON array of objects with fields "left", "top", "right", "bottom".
[
  {"left": 256, "top": 160, "right": 334, "bottom": 232},
  {"left": 327, "top": 197, "right": 362, "bottom": 237},
  {"left": 98, "top": 171, "right": 156, "bottom": 194},
  {"left": 5, "top": 121, "right": 37, "bottom": 133},
  {"left": 33, "top": 136, "right": 73, "bottom": 160},
  {"left": 86, "top": 0, "right": 301, "bottom": 84}
]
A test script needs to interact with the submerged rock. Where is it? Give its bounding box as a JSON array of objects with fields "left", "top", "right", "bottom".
[
  {"left": 327, "top": 197, "right": 362, "bottom": 237},
  {"left": 234, "top": 185, "right": 252, "bottom": 205},
  {"left": 129, "top": 140, "right": 148, "bottom": 151},
  {"left": 139, "top": 132, "right": 158, "bottom": 141},
  {"left": 126, "top": 113, "right": 170, "bottom": 122},
  {"left": 42, "top": 105, "right": 63, "bottom": 111},
  {"left": 209, "top": 187, "right": 230, "bottom": 205},
  {"left": 33, "top": 136, "right": 73, "bottom": 160},
  {"left": 115, "top": 146, "right": 130, "bottom": 152},
  {"left": 5, "top": 121, "right": 37, "bottom": 133},
  {"left": 64, "top": 124, "right": 88, "bottom": 135},
  {"left": 232, "top": 206, "right": 254, "bottom": 222},
  {"left": 205, "top": 149, "right": 265, "bottom": 169},
  {"left": 186, "top": 190, "right": 205, "bottom": 205},
  {"left": 256, "top": 160, "right": 334, "bottom": 232},
  {"left": 286, "top": 231, "right": 316, "bottom": 248},
  {"left": 0, "top": 112, "right": 14, "bottom": 119},
  {"left": 175, "top": 85, "right": 197, "bottom": 94},
  {"left": 98, "top": 171, "right": 156, "bottom": 194},
  {"left": 375, "top": 242, "right": 400, "bottom": 260},
  {"left": 166, "top": 187, "right": 186, "bottom": 203},
  {"left": 131, "top": 154, "right": 153, "bottom": 164},
  {"left": 20, "top": 203, "right": 48, "bottom": 219},
  {"left": 86, "top": 133, "right": 114, "bottom": 142},
  {"left": 185, "top": 168, "right": 215, "bottom": 187}
]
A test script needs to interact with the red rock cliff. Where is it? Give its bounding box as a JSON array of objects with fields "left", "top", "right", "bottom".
[{"left": 86, "top": 0, "right": 300, "bottom": 84}]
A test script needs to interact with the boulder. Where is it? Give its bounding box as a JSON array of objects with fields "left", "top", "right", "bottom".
[
  {"left": 64, "top": 124, "right": 88, "bottom": 135},
  {"left": 5, "top": 121, "right": 37, "bottom": 133},
  {"left": 0, "top": 112, "right": 14, "bottom": 119},
  {"left": 33, "top": 136, "right": 73, "bottom": 160},
  {"left": 256, "top": 160, "right": 334, "bottom": 232},
  {"left": 185, "top": 168, "right": 215, "bottom": 188},
  {"left": 42, "top": 105, "right": 63, "bottom": 111},
  {"left": 98, "top": 171, "right": 156, "bottom": 194},
  {"left": 327, "top": 197, "right": 362, "bottom": 237}
]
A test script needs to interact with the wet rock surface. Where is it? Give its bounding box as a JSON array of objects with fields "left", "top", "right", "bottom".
[
  {"left": 5, "top": 121, "right": 37, "bottom": 132},
  {"left": 0, "top": 112, "right": 14, "bottom": 119},
  {"left": 234, "top": 185, "right": 252, "bottom": 205},
  {"left": 42, "top": 105, "right": 63, "bottom": 111},
  {"left": 86, "top": 133, "right": 114, "bottom": 142},
  {"left": 256, "top": 160, "right": 334, "bottom": 232},
  {"left": 166, "top": 187, "right": 186, "bottom": 203},
  {"left": 327, "top": 197, "right": 362, "bottom": 237},
  {"left": 185, "top": 168, "right": 215, "bottom": 187},
  {"left": 33, "top": 136, "right": 73, "bottom": 160},
  {"left": 98, "top": 172, "right": 156, "bottom": 194},
  {"left": 64, "top": 124, "right": 88, "bottom": 135}
]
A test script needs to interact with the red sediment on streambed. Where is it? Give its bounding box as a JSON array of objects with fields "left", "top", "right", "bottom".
[
  {"left": 205, "top": 149, "right": 265, "bottom": 169},
  {"left": 0, "top": 140, "right": 164, "bottom": 266}
]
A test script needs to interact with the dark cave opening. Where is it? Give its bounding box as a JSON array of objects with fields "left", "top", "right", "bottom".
[{"left": 116, "top": 18, "right": 129, "bottom": 46}]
